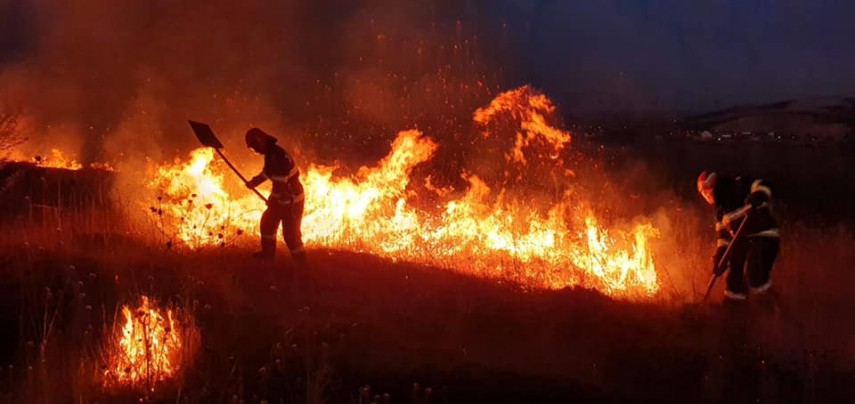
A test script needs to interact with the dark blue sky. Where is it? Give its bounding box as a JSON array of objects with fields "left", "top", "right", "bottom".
[
  {"left": 1, "top": 0, "right": 854, "bottom": 117},
  {"left": 492, "top": 0, "right": 855, "bottom": 113}
]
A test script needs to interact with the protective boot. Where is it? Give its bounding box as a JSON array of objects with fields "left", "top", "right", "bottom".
[{"left": 253, "top": 237, "right": 276, "bottom": 262}]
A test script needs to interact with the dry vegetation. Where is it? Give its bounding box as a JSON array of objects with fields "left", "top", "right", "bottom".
[
  {"left": 0, "top": 143, "right": 853, "bottom": 403},
  {"left": 0, "top": 107, "right": 24, "bottom": 162}
]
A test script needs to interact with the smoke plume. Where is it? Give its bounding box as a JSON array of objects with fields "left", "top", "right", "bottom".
[{"left": 0, "top": 0, "right": 505, "bottom": 166}]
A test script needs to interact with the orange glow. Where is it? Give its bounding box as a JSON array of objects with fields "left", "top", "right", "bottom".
[
  {"left": 103, "top": 296, "right": 194, "bottom": 389},
  {"left": 148, "top": 147, "right": 263, "bottom": 246},
  {"left": 474, "top": 86, "right": 571, "bottom": 165},
  {"left": 147, "top": 86, "right": 660, "bottom": 299},
  {"left": 7, "top": 148, "right": 114, "bottom": 171},
  {"left": 35, "top": 149, "right": 83, "bottom": 170}
]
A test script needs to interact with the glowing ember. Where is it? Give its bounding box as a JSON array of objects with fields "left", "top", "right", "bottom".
[
  {"left": 103, "top": 296, "right": 193, "bottom": 389},
  {"left": 147, "top": 86, "right": 660, "bottom": 299}
]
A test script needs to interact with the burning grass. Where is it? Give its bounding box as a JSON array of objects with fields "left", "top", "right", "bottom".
[
  {"left": 2, "top": 80, "right": 851, "bottom": 401},
  {"left": 0, "top": 214, "right": 853, "bottom": 402},
  {"left": 7, "top": 148, "right": 116, "bottom": 171},
  {"left": 101, "top": 295, "right": 199, "bottom": 391},
  {"left": 0, "top": 143, "right": 853, "bottom": 402},
  {"left": 144, "top": 86, "right": 660, "bottom": 299}
]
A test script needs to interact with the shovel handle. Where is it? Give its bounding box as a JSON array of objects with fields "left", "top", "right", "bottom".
[
  {"left": 702, "top": 273, "right": 718, "bottom": 302},
  {"left": 214, "top": 149, "right": 268, "bottom": 203},
  {"left": 701, "top": 210, "right": 752, "bottom": 302}
]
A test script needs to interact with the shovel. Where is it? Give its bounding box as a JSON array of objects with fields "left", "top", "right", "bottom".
[
  {"left": 701, "top": 211, "right": 751, "bottom": 302},
  {"left": 187, "top": 120, "right": 267, "bottom": 203}
]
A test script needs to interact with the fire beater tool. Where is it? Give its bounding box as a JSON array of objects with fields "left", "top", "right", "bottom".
[
  {"left": 702, "top": 211, "right": 751, "bottom": 302},
  {"left": 187, "top": 120, "right": 268, "bottom": 203}
]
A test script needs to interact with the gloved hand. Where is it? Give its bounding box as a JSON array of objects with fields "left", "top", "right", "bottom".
[
  {"left": 712, "top": 261, "right": 727, "bottom": 276},
  {"left": 712, "top": 247, "right": 727, "bottom": 276},
  {"left": 246, "top": 175, "right": 264, "bottom": 189}
]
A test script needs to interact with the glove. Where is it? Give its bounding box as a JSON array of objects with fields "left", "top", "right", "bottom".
[
  {"left": 246, "top": 175, "right": 264, "bottom": 189},
  {"left": 712, "top": 247, "right": 727, "bottom": 276}
]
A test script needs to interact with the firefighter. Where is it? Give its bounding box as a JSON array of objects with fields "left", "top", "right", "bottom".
[
  {"left": 697, "top": 171, "right": 780, "bottom": 302},
  {"left": 244, "top": 128, "right": 307, "bottom": 264}
]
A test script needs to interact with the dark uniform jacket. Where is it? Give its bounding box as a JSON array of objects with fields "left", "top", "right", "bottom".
[
  {"left": 247, "top": 144, "right": 304, "bottom": 205},
  {"left": 712, "top": 175, "right": 780, "bottom": 249}
]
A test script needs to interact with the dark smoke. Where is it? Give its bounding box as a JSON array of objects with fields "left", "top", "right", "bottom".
[{"left": 0, "top": 0, "right": 516, "bottom": 165}]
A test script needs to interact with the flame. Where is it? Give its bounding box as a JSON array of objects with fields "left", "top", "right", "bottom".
[
  {"left": 147, "top": 86, "right": 660, "bottom": 299},
  {"left": 148, "top": 148, "right": 263, "bottom": 246},
  {"left": 474, "top": 86, "right": 571, "bottom": 165},
  {"left": 103, "top": 296, "right": 192, "bottom": 389},
  {"left": 7, "top": 148, "right": 114, "bottom": 171},
  {"left": 33, "top": 149, "right": 84, "bottom": 170}
]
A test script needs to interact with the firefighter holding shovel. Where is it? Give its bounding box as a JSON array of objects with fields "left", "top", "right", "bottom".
[
  {"left": 187, "top": 121, "right": 307, "bottom": 265},
  {"left": 244, "top": 128, "right": 307, "bottom": 264},
  {"left": 698, "top": 171, "right": 780, "bottom": 304}
]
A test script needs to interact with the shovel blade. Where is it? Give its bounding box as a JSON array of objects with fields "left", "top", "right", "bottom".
[{"left": 188, "top": 120, "right": 224, "bottom": 149}]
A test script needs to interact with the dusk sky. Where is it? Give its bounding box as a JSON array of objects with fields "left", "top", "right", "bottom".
[
  {"left": 493, "top": 1, "right": 855, "bottom": 114},
  {"left": 1, "top": 0, "right": 853, "bottom": 117}
]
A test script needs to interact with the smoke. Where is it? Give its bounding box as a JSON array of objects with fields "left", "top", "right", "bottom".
[{"left": 0, "top": 0, "right": 507, "bottom": 167}]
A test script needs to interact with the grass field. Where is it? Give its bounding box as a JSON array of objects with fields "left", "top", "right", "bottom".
[{"left": 0, "top": 141, "right": 853, "bottom": 403}]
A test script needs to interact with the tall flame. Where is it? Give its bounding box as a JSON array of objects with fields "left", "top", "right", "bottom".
[
  {"left": 147, "top": 87, "right": 659, "bottom": 299},
  {"left": 103, "top": 296, "right": 193, "bottom": 389}
]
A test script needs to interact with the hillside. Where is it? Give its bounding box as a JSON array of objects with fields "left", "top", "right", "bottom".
[{"left": 684, "top": 97, "right": 855, "bottom": 141}]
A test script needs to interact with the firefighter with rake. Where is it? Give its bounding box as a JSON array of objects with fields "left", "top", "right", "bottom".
[{"left": 698, "top": 171, "right": 780, "bottom": 306}]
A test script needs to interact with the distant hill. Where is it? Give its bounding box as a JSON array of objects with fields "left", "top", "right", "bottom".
[{"left": 683, "top": 97, "right": 855, "bottom": 140}]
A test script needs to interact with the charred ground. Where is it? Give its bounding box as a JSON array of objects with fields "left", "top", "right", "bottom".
[{"left": 0, "top": 139, "right": 853, "bottom": 403}]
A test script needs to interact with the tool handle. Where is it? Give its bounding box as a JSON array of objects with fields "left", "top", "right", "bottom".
[
  {"left": 702, "top": 273, "right": 718, "bottom": 302},
  {"left": 714, "top": 212, "right": 751, "bottom": 271},
  {"left": 702, "top": 210, "right": 752, "bottom": 302},
  {"left": 215, "top": 149, "right": 268, "bottom": 203}
]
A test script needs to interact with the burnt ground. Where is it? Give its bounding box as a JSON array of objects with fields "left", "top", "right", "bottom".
[
  {"left": 0, "top": 142, "right": 853, "bottom": 403},
  {"left": 0, "top": 232, "right": 852, "bottom": 403}
]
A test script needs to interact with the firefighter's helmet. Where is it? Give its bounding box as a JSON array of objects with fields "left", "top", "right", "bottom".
[
  {"left": 245, "top": 128, "right": 277, "bottom": 151},
  {"left": 697, "top": 171, "right": 717, "bottom": 205}
]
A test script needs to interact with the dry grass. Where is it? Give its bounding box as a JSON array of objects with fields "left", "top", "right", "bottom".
[
  {"left": 0, "top": 201, "right": 852, "bottom": 402},
  {"left": 0, "top": 106, "right": 25, "bottom": 163},
  {"left": 0, "top": 148, "right": 854, "bottom": 403}
]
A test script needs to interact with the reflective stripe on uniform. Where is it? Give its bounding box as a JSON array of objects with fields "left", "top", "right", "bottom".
[
  {"left": 269, "top": 167, "right": 299, "bottom": 183},
  {"left": 751, "top": 280, "right": 772, "bottom": 294},
  {"left": 261, "top": 234, "right": 276, "bottom": 240},
  {"left": 724, "top": 289, "right": 747, "bottom": 300},
  {"left": 748, "top": 228, "right": 780, "bottom": 237},
  {"left": 751, "top": 179, "right": 772, "bottom": 198},
  {"left": 270, "top": 192, "right": 305, "bottom": 205}
]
